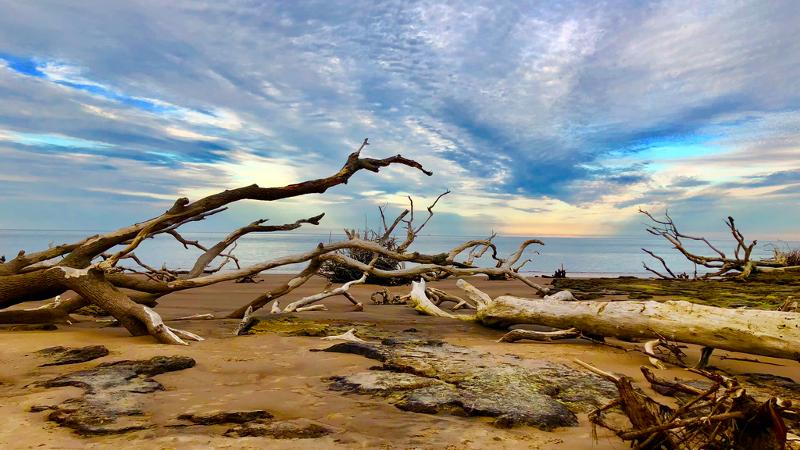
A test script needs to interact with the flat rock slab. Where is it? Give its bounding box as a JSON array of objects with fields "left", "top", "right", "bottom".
[
  {"left": 322, "top": 338, "right": 618, "bottom": 429},
  {"left": 36, "top": 345, "right": 109, "bottom": 366},
  {"left": 34, "top": 356, "right": 196, "bottom": 435},
  {"left": 178, "top": 410, "right": 274, "bottom": 425},
  {"left": 225, "top": 418, "right": 333, "bottom": 438}
]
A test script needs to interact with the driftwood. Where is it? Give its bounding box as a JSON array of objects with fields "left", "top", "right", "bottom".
[
  {"left": 320, "top": 328, "right": 364, "bottom": 343},
  {"left": 234, "top": 306, "right": 256, "bottom": 336},
  {"left": 640, "top": 209, "right": 789, "bottom": 279},
  {"left": 282, "top": 274, "right": 365, "bottom": 312},
  {"left": 478, "top": 294, "right": 800, "bottom": 361},
  {"left": 0, "top": 139, "right": 547, "bottom": 344},
  {"left": 498, "top": 328, "right": 581, "bottom": 343},
  {"left": 407, "top": 280, "right": 800, "bottom": 363},
  {"left": 295, "top": 304, "right": 328, "bottom": 312},
  {"left": 579, "top": 359, "right": 795, "bottom": 449}
]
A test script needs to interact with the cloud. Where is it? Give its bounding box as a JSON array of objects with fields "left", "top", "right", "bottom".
[{"left": 0, "top": 0, "right": 797, "bottom": 237}]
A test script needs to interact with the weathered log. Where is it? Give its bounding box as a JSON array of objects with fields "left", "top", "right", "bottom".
[
  {"left": 478, "top": 295, "right": 800, "bottom": 361},
  {"left": 498, "top": 328, "right": 580, "bottom": 343}
]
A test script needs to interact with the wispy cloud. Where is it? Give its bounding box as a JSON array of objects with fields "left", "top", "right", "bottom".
[{"left": 0, "top": 0, "right": 797, "bottom": 237}]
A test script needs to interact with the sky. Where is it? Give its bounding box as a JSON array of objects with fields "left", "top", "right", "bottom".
[{"left": 0, "top": 0, "right": 799, "bottom": 239}]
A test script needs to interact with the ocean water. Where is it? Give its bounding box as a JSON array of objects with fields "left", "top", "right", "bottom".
[{"left": 1, "top": 229, "right": 796, "bottom": 278}]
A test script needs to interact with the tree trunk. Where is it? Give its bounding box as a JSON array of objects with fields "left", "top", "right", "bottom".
[{"left": 477, "top": 296, "right": 800, "bottom": 361}]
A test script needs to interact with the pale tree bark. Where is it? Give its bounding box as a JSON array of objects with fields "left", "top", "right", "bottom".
[
  {"left": 1, "top": 139, "right": 549, "bottom": 344},
  {"left": 639, "top": 209, "right": 788, "bottom": 279},
  {"left": 0, "top": 140, "right": 439, "bottom": 342},
  {"left": 411, "top": 281, "right": 800, "bottom": 362}
]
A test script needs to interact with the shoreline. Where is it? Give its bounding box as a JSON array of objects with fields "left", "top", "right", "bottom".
[{"left": 1, "top": 274, "right": 797, "bottom": 449}]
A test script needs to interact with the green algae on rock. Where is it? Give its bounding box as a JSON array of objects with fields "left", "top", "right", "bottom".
[
  {"left": 323, "top": 338, "right": 618, "bottom": 429},
  {"left": 553, "top": 270, "right": 800, "bottom": 309},
  {"left": 34, "top": 356, "right": 196, "bottom": 435},
  {"left": 247, "top": 315, "right": 387, "bottom": 339},
  {"left": 36, "top": 345, "right": 109, "bottom": 366}
]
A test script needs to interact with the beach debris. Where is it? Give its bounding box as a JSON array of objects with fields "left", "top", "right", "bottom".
[
  {"left": 323, "top": 338, "right": 617, "bottom": 429},
  {"left": 235, "top": 275, "right": 261, "bottom": 283},
  {"left": 497, "top": 327, "right": 581, "bottom": 343},
  {"left": 370, "top": 288, "right": 408, "bottom": 305},
  {"left": 477, "top": 292, "right": 800, "bottom": 362},
  {"left": 578, "top": 358, "right": 796, "bottom": 449},
  {"left": 320, "top": 328, "right": 365, "bottom": 343},
  {"left": 543, "top": 290, "right": 577, "bottom": 301},
  {"left": 639, "top": 209, "right": 800, "bottom": 280},
  {"left": 33, "top": 356, "right": 196, "bottom": 435},
  {"left": 426, "top": 286, "right": 475, "bottom": 310},
  {"left": 173, "top": 313, "right": 215, "bottom": 320},
  {"left": 234, "top": 305, "right": 258, "bottom": 335},
  {"left": 282, "top": 273, "right": 365, "bottom": 312},
  {"left": 294, "top": 304, "right": 328, "bottom": 312},
  {"left": 407, "top": 279, "right": 457, "bottom": 318},
  {"left": 270, "top": 301, "right": 282, "bottom": 314},
  {"left": 36, "top": 345, "right": 109, "bottom": 366}
]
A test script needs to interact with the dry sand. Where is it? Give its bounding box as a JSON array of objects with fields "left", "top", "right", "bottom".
[{"left": 0, "top": 275, "right": 796, "bottom": 449}]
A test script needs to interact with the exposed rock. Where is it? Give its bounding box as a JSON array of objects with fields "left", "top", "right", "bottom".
[
  {"left": 322, "top": 339, "right": 617, "bottom": 429},
  {"left": 742, "top": 373, "right": 800, "bottom": 393},
  {"left": 329, "top": 371, "right": 445, "bottom": 394},
  {"left": 225, "top": 419, "right": 332, "bottom": 439},
  {"left": 36, "top": 356, "right": 196, "bottom": 435},
  {"left": 36, "top": 345, "right": 109, "bottom": 366},
  {"left": 250, "top": 316, "right": 383, "bottom": 338},
  {"left": 178, "top": 410, "right": 273, "bottom": 425}
]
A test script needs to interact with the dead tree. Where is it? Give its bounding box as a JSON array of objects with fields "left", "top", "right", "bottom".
[
  {"left": 0, "top": 139, "right": 546, "bottom": 344},
  {"left": 407, "top": 280, "right": 800, "bottom": 362},
  {"left": 579, "top": 360, "right": 794, "bottom": 449},
  {"left": 639, "top": 209, "right": 789, "bottom": 280}
]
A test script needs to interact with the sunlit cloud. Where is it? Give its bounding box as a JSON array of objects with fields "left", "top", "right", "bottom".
[{"left": 0, "top": 1, "right": 797, "bottom": 237}]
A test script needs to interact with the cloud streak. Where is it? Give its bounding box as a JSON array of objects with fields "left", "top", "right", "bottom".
[{"left": 0, "top": 0, "right": 798, "bottom": 238}]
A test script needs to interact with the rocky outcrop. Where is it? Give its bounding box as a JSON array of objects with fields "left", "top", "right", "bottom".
[
  {"left": 322, "top": 338, "right": 617, "bottom": 429},
  {"left": 36, "top": 345, "right": 109, "bottom": 366},
  {"left": 34, "top": 356, "right": 196, "bottom": 435}
]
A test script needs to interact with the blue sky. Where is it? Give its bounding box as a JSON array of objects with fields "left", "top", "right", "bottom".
[{"left": 0, "top": 0, "right": 798, "bottom": 238}]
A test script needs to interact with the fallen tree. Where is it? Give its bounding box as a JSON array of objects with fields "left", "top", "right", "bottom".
[
  {"left": 0, "top": 139, "right": 547, "bottom": 344},
  {"left": 409, "top": 279, "right": 800, "bottom": 363},
  {"left": 639, "top": 209, "right": 795, "bottom": 279}
]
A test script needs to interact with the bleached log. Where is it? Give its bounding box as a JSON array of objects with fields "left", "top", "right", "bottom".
[
  {"left": 295, "top": 304, "right": 327, "bottom": 312},
  {"left": 173, "top": 313, "right": 215, "bottom": 321},
  {"left": 426, "top": 287, "right": 475, "bottom": 310},
  {"left": 543, "top": 290, "right": 577, "bottom": 302},
  {"left": 321, "top": 328, "right": 364, "bottom": 343},
  {"left": 270, "top": 301, "right": 281, "bottom": 314},
  {"left": 478, "top": 296, "right": 800, "bottom": 361},
  {"left": 283, "top": 274, "right": 365, "bottom": 312},
  {"left": 456, "top": 279, "right": 492, "bottom": 308},
  {"left": 643, "top": 340, "right": 667, "bottom": 369},
  {"left": 498, "top": 327, "right": 580, "bottom": 343},
  {"left": 408, "top": 279, "right": 456, "bottom": 318},
  {"left": 234, "top": 305, "right": 256, "bottom": 335}
]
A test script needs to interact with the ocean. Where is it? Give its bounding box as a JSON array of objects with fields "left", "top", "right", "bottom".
[{"left": 1, "top": 229, "right": 795, "bottom": 278}]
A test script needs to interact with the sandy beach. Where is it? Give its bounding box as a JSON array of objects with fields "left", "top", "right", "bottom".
[{"left": 1, "top": 274, "right": 796, "bottom": 449}]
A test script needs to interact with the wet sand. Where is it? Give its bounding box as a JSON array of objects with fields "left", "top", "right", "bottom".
[{"left": 0, "top": 275, "right": 797, "bottom": 449}]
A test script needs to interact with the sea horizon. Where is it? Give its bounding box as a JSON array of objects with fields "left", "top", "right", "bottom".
[{"left": 4, "top": 228, "right": 797, "bottom": 278}]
